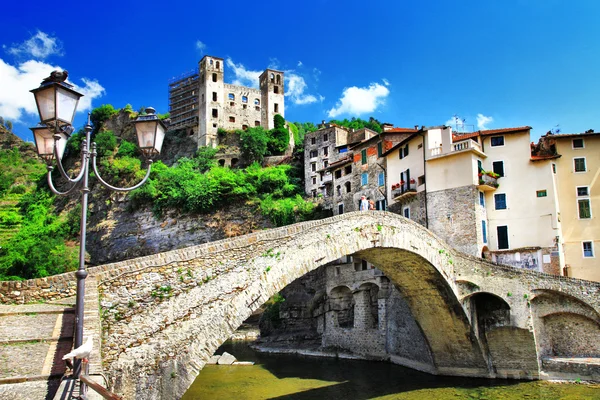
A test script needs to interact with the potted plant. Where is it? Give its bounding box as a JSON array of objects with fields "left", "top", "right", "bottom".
[{"left": 410, "top": 178, "right": 416, "bottom": 184}]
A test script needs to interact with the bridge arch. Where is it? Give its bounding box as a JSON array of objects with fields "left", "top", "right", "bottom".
[{"left": 90, "top": 211, "right": 600, "bottom": 399}]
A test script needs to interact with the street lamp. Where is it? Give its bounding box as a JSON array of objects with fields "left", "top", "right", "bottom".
[{"left": 29, "top": 72, "right": 164, "bottom": 386}]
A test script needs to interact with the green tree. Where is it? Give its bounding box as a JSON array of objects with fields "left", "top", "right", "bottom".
[
  {"left": 90, "top": 104, "right": 118, "bottom": 133},
  {"left": 94, "top": 130, "right": 117, "bottom": 156},
  {"left": 5, "top": 120, "right": 13, "bottom": 131},
  {"left": 240, "top": 127, "right": 269, "bottom": 164},
  {"left": 274, "top": 114, "right": 285, "bottom": 130}
]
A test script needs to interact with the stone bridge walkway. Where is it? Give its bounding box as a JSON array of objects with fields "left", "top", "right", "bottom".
[{"left": 0, "top": 297, "right": 75, "bottom": 399}]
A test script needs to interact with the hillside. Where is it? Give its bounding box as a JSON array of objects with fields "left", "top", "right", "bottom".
[{"left": 0, "top": 107, "right": 325, "bottom": 278}]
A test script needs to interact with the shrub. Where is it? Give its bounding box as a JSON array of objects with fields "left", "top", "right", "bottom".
[
  {"left": 240, "top": 127, "right": 268, "bottom": 163},
  {"left": 91, "top": 104, "right": 118, "bottom": 132},
  {"left": 116, "top": 140, "right": 139, "bottom": 158},
  {"left": 274, "top": 114, "right": 285, "bottom": 130},
  {"left": 268, "top": 128, "right": 289, "bottom": 154},
  {"left": 94, "top": 130, "right": 117, "bottom": 157}
]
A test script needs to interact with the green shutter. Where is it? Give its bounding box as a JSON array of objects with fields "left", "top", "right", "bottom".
[{"left": 361, "top": 149, "right": 367, "bottom": 165}]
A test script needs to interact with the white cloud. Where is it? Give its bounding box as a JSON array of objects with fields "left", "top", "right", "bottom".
[
  {"left": 297, "top": 61, "right": 303, "bottom": 67},
  {"left": 477, "top": 113, "right": 493, "bottom": 130},
  {"left": 7, "top": 31, "right": 63, "bottom": 59},
  {"left": 382, "top": 78, "right": 390, "bottom": 86},
  {"left": 196, "top": 40, "right": 206, "bottom": 53},
  {"left": 285, "top": 73, "right": 323, "bottom": 105},
  {"left": 327, "top": 82, "right": 389, "bottom": 118},
  {"left": 0, "top": 59, "right": 105, "bottom": 122},
  {"left": 225, "top": 58, "right": 261, "bottom": 88}
]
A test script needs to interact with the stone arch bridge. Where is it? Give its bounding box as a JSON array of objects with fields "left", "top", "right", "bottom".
[{"left": 2, "top": 212, "right": 599, "bottom": 399}]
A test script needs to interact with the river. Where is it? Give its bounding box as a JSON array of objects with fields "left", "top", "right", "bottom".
[{"left": 182, "top": 341, "right": 599, "bottom": 400}]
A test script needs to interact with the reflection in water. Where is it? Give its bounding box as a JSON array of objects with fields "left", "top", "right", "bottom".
[{"left": 182, "top": 342, "right": 600, "bottom": 400}]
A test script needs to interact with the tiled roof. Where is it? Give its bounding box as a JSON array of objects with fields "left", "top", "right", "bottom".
[
  {"left": 452, "top": 126, "right": 532, "bottom": 142},
  {"left": 544, "top": 131, "right": 600, "bottom": 139},
  {"left": 323, "top": 156, "right": 353, "bottom": 171},
  {"left": 384, "top": 127, "right": 419, "bottom": 133},
  {"left": 530, "top": 154, "right": 561, "bottom": 162}
]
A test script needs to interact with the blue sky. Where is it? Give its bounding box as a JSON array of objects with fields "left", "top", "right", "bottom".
[{"left": 1, "top": 0, "right": 599, "bottom": 143}]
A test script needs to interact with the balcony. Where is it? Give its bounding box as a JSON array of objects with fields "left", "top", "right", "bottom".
[
  {"left": 392, "top": 182, "right": 417, "bottom": 200},
  {"left": 477, "top": 173, "right": 499, "bottom": 191},
  {"left": 428, "top": 139, "right": 485, "bottom": 159}
]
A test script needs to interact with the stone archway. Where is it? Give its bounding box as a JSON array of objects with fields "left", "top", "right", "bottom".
[{"left": 89, "top": 211, "right": 600, "bottom": 399}]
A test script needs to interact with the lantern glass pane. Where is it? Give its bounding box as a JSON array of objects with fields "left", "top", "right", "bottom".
[
  {"left": 56, "top": 86, "right": 80, "bottom": 124},
  {"left": 33, "top": 128, "right": 55, "bottom": 156},
  {"left": 135, "top": 121, "right": 157, "bottom": 150},
  {"left": 55, "top": 132, "right": 68, "bottom": 159},
  {"left": 153, "top": 123, "right": 166, "bottom": 154},
  {"left": 35, "top": 86, "right": 56, "bottom": 122}
]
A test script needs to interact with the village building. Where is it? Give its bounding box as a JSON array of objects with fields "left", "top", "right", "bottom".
[{"left": 168, "top": 55, "right": 285, "bottom": 148}]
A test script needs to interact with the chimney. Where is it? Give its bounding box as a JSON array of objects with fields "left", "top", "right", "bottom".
[{"left": 414, "top": 125, "right": 419, "bottom": 130}]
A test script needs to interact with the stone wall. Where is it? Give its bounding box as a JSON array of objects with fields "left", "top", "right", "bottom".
[
  {"left": 388, "top": 191, "right": 427, "bottom": 226},
  {"left": 428, "top": 185, "right": 480, "bottom": 256}
]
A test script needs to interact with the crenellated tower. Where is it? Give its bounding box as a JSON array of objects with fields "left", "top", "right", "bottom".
[
  {"left": 259, "top": 69, "right": 285, "bottom": 130},
  {"left": 198, "top": 55, "right": 224, "bottom": 147}
]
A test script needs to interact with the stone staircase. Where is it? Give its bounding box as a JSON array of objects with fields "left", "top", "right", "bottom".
[{"left": 0, "top": 297, "right": 76, "bottom": 399}]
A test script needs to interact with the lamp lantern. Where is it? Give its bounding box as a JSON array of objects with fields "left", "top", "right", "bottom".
[
  {"left": 133, "top": 107, "right": 166, "bottom": 157},
  {"left": 30, "top": 125, "right": 69, "bottom": 162},
  {"left": 30, "top": 81, "right": 83, "bottom": 127}
]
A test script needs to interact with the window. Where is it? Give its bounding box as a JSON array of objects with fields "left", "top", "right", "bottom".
[
  {"left": 345, "top": 182, "right": 351, "bottom": 193},
  {"left": 338, "top": 204, "right": 344, "bottom": 215},
  {"left": 578, "top": 199, "right": 591, "bottom": 219},
  {"left": 229, "top": 102, "right": 235, "bottom": 107},
  {"left": 377, "top": 142, "right": 383, "bottom": 157},
  {"left": 492, "top": 161, "right": 504, "bottom": 177},
  {"left": 497, "top": 226, "right": 509, "bottom": 250},
  {"left": 212, "top": 109, "right": 218, "bottom": 118},
  {"left": 323, "top": 160, "right": 328, "bottom": 168},
  {"left": 376, "top": 199, "right": 386, "bottom": 211},
  {"left": 336, "top": 185, "right": 341, "bottom": 196},
  {"left": 403, "top": 206, "right": 410, "bottom": 218},
  {"left": 212, "top": 73, "right": 217, "bottom": 82},
  {"left": 399, "top": 144, "right": 409, "bottom": 159},
  {"left": 477, "top": 160, "right": 483, "bottom": 172},
  {"left": 335, "top": 170, "right": 342, "bottom": 179},
  {"left": 574, "top": 157, "right": 586, "bottom": 172},
  {"left": 229, "top": 116, "right": 235, "bottom": 123},
  {"left": 274, "top": 86, "right": 279, "bottom": 94},
  {"left": 212, "top": 92, "right": 217, "bottom": 101},
  {"left": 323, "top": 134, "right": 328, "bottom": 142},
  {"left": 361, "top": 173, "right": 368, "bottom": 186},
  {"left": 344, "top": 165, "right": 352, "bottom": 174},
  {"left": 552, "top": 163, "right": 556, "bottom": 174},
  {"left": 323, "top": 147, "right": 329, "bottom": 157},
  {"left": 215, "top": 61, "right": 220, "bottom": 69},
  {"left": 242, "top": 96, "right": 248, "bottom": 103},
  {"left": 494, "top": 193, "right": 507, "bottom": 210},
  {"left": 255, "top": 99, "right": 260, "bottom": 105},
  {"left": 276, "top": 74, "right": 281, "bottom": 84},
  {"left": 228, "top": 93, "right": 235, "bottom": 101},
  {"left": 274, "top": 103, "right": 279, "bottom": 113},
  {"left": 339, "top": 146, "right": 348, "bottom": 154},
  {"left": 361, "top": 149, "right": 367, "bottom": 165},
  {"left": 335, "top": 266, "right": 341, "bottom": 276},
  {"left": 361, "top": 260, "right": 368, "bottom": 271},
  {"left": 378, "top": 172, "right": 385, "bottom": 186},
  {"left": 418, "top": 175, "right": 425, "bottom": 186},
  {"left": 491, "top": 136, "right": 505, "bottom": 146},
  {"left": 309, "top": 150, "right": 318, "bottom": 158},
  {"left": 242, "top": 125, "right": 248, "bottom": 130},
  {"left": 536, "top": 190, "right": 547, "bottom": 198},
  {"left": 243, "top": 104, "right": 247, "bottom": 109},
  {"left": 573, "top": 138, "right": 584, "bottom": 149},
  {"left": 583, "top": 241, "right": 594, "bottom": 257},
  {"left": 255, "top": 106, "right": 260, "bottom": 111},
  {"left": 479, "top": 191, "right": 485, "bottom": 206},
  {"left": 311, "top": 163, "right": 316, "bottom": 172},
  {"left": 255, "top": 121, "right": 260, "bottom": 127},
  {"left": 311, "top": 190, "right": 317, "bottom": 198},
  {"left": 577, "top": 186, "right": 589, "bottom": 196},
  {"left": 270, "top": 73, "right": 275, "bottom": 82},
  {"left": 312, "top": 177, "right": 316, "bottom": 185},
  {"left": 201, "top": 93, "right": 204, "bottom": 103},
  {"left": 311, "top": 137, "right": 316, "bottom": 145},
  {"left": 482, "top": 221, "right": 487, "bottom": 243}
]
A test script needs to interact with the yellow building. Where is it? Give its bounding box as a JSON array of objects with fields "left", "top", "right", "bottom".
[{"left": 536, "top": 132, "right": 600, "bottom": 281}]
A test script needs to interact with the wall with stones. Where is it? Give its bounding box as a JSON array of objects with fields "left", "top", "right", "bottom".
[
  {"left": 542, "top": 313, "right": 600, "bottom": 356},
  {"left": 388, "top": 191, "right": 427, "bottom": 226},
  {"left": 485, "top": 327, "right": 539, "bottom": 379},
  {"left": 220, "top": 84, "right": 262, "bottom": 131},
  {"left": 428, "top": 185, "right": 480, "bottom": 256}
]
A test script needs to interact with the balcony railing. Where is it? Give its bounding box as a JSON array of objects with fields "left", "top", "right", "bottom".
[
  {"left": 321, "top": 173, "right": 332, "bottom": 183},
  {"left": 392, "top": 182, "right": 417, "bottom": 199},
  {"left": 428, "top": 139, "right": 483, "bottom": 158}
]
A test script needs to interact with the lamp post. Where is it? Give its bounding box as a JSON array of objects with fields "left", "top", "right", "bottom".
[{"left": 29, "top": 72, "right": 165, "bottom": 384}]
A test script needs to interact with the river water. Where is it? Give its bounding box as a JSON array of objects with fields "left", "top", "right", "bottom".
[{"left": 182, "top": 341, "right": 599, "bottom": 400}]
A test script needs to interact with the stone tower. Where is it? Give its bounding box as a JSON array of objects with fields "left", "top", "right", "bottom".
[
  {"left": 259, "top": 69, "right": 285, "bottom": 130},
  {"left": 198, "top": 55, "right": 225, "bottom": 147}
]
